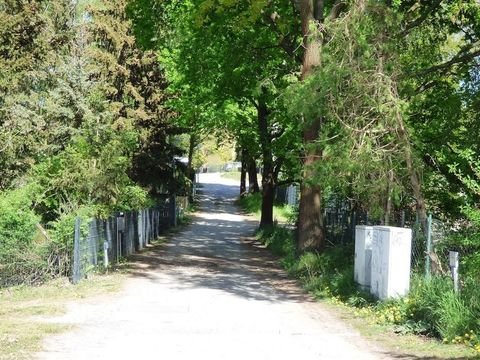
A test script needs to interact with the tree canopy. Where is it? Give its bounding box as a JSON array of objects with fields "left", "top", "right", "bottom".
[{"left": 1, "top": 0, "right": 479, "bottom": 264}]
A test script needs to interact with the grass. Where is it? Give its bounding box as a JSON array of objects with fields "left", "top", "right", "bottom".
[
  {"left": 237, "top": 192, "right": 296, "bottom": 224},
  {"left": 0, "top": 273, "right": 124, "bottom": 360},
  {"left": 343, "top": 306, "right": 477, "bottom": 359}
]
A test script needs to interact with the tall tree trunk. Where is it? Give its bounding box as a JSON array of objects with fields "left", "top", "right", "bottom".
[
  {"left": 240, "top": 148, "right": 247, "bottom": 197},
  {"left": 261, "top": 179, "right": 275, "bottom": 228},
  {"left": 187, "top": 133, "right": 197, "bottom": 201},
  {"left": 187, "top": 133, "right": 197, "bottom": 179},
  {"left": 396, "top": 117, "right": 428, "bottom": 233},
  {"left": 297, "top": 0, "right": 325, "bottom": 251},
  {"left": 297, "top": 121, "right": 324, "bottom": 250},
  {"left": 247, "top": 155, "right": 260, "bottom": 193},
  {"left": 257, "top": 92, "right": 275, "bottom": 228},
  {"left": 384, "top": 167, "right": 394, "bottom": 226}
]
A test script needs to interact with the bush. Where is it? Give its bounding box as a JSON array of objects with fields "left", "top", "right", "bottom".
[
  {"left": 0, "top": 186, "right": 42, "bottom": 286},
  {"left": 0, "top": 186, "right": 98, "bottom": 286},
  {"left": 256, "top": 226, "right": 295, "bottom": 257},
  {"left": 237, "top": 193, "right": 262, "bottom": 214},
  {"left": 0, "top": 186, "right": 40, "bottom": 257}
]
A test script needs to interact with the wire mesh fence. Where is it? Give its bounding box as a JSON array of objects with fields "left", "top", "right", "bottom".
[
  {"left": 71, "top": 200, "right": 176, "bottom": 284},
  {"left": 272, "top": 187, "right": 459, "bottom": 277},
  {"left": 321, "top": 206, "right": 428, "bottom": 268}
]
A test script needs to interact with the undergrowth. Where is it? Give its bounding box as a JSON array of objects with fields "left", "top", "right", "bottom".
[{"left": 237, "top": 193, "right": 296, "bottom": 223}]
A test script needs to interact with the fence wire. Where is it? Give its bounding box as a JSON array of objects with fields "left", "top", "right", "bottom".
[
  {"left": 273, "top": 186, "right": 452, "bottom": 276},
  {"left": 72, "top": 201, "right": 176, "bottom": 284}
]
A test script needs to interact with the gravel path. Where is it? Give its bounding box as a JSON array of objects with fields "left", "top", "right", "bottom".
[{"left": 36, "top": 173, "right": 397, "bottom": 360}]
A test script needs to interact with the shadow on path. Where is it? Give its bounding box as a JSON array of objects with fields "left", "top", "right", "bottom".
[{"left": 127, "top": 178, "right": 310, "bottom": 303}]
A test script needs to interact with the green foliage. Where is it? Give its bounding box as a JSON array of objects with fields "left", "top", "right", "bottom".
[
  {"left": 435, "top": 232, "right": 480, "bottom": 280},
  {"left": 0, "top": 185, "right": 52, "bottom": 286},
  {"left": 285, "top": 1, "right": 410, "bottom": 217},
  {"left": 0, "top": 185, "right": 40, "bottom": 262},
  {"left": 238, "top": 192, "right": 297, "bottom": 224},
  {"left": 136, "top": 0, "right": 303, "bottom": 227},
  {"left": 436, "top": 291, "right": 475, "bottom": 340},
  {"left": 237, "top": 192, "right": 262, "bottom": 214},
  {"left": 0, "top": 0, "right": 176, "bottom": 285},
  {"left": 256, "top": 226, "right": 295, "bottom": 257},
  {"left": 294, "top": 247, "right": 362, "bottom": 302},
  {"left": 0, "top": 0, "right": 75, "bottom": 188},
  {"left": 407, "top": 276, "right": 480, "bottom": 342}
]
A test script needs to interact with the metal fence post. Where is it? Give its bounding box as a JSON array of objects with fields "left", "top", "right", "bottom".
[
  {"left": 138, "top": 211, "right": 143, "bottom": 249},
  {"left": 89, "top": 221, "right": 97, "bottom": 266},
  {"left": 449, "top": 251, "right": 459, "bottom": 292},
  {"left": 72, "top": 217, "right": 81, "bottom": 284},
  {"left": 425, "top": 213, "right": 433, "bottom": 279},
  {"left": 104, "top": 240, "right": 109, "bottom": 267},
  {"left": 116, "top": 212, "right": 125, "bottom": 259}
]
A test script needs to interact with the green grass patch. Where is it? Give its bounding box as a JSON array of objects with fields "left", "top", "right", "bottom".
[{"left": 237, "top": 192, "right": 296, "bottom": 224}]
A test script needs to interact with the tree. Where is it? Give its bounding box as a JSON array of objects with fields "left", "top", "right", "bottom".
[
  {"left": 134, "top": 0, "right": 302, "bottom": 228},
  {"left": 0, "top": 0, "right": 75, "bottom": 188},
  {"left": 295, "top": 0, "right": 346, "bottom": 251},
  {"left": 292, "top": 0, "right": 480, "bottom": 249}
]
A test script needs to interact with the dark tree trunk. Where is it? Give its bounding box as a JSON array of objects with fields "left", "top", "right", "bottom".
[
  {"left": 297, "top": 0, "right": 325, "bottom": 251},
  {"left": 397, "top": 115, "right": 428, "bottom": 232},
  {"left": 187, "top": 133, "right": 197, "bottom": 201},
  {"left": 247, "top": 155, "right": 260, "bottom": 193},
  {"left": 240, "top": 148, "right": 247, "bottom": 197},
  {"left": 297, "top": 120, "right": 324, "bottom": 251},
  {"left": 257, "top": 92, "right": 275, "bottom": 228},
  {"left": 187, "top": 133, "right": 196, "bottom": 178},
  {"left": 261, "top": 179, "right": 275, "bottom": 228}
]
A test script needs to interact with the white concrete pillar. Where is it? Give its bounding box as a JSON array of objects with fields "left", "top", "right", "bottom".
[
  {"left": 354, "top": 226, "right": 373, "bottom": 290},
  {"left": 370, "top": 226, "right": 412, "bottom": 300}
]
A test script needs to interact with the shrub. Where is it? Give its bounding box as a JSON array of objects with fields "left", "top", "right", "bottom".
[
  {"left": 0, "top": 186, "right": 40, "bottom": 257},
  {"left": 436, "top": 290, "right": 475, "bottom": 340},
  {"left": 0, "top": 185, "right": 42, "bottom": 286},
  {"left": 0, "top": 186, "right": 99, "bottom": 286},
  {"left": 237, "top": 193, "right": 262, "bottom": 214},
  {"left": 256, "top": 226, "right": 295, "bottom": 257}
]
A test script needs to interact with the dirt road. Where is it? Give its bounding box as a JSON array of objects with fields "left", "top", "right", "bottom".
[{"left": 36, "top": 173, "right": 395, "bottom": 360}]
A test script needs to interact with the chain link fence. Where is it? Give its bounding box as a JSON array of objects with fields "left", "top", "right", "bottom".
[
  {"left": 71, "top": 199, "right": 178, "bottom": 284},
  {"left": 272, "top": 186, "right": 464, "bottom": 278}
]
